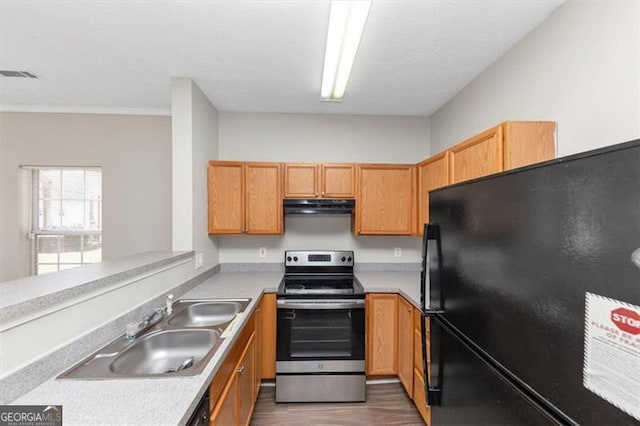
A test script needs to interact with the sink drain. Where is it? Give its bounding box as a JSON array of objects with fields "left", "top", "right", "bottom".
[{"left": 165, "top": 357, "right": 195, "bottom": 373}]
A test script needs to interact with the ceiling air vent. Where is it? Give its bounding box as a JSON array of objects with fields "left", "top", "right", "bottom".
[{"left": 0, "top": 70, "right": 38, "bottom": 78}]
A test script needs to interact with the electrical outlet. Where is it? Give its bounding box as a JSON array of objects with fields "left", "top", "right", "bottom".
[
  {"left": 394, "top": 247, "right": 402, "bottom": 257},
  {"left": 195, "top": 253, "right": 204, "bottom": 269},
  {"left": 259, "top": 247, "right": 267, "bottom": 258}
]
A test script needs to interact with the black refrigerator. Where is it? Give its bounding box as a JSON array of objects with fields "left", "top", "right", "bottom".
[{"left": 420, "top": 139, "right": 640, "bottom": 425}]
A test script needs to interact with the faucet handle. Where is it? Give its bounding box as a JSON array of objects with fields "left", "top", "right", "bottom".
[
  {"left": 166, "top": 293, "right": 174, "bottom": 315},
  {"left": 125, "top": 322, "right": 140, "bottom": 339}
]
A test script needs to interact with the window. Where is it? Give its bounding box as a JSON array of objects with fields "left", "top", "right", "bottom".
[{"left": 29, "top": 167, "right": 102, "bottom": 275}]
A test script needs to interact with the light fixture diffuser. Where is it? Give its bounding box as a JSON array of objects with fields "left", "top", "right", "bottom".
[{"left": 320, "top": 0, "right": 372, "bottom": 101}]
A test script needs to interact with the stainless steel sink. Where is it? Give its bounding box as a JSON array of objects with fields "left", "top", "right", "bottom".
[
  {"left": 109, "top": 329, "right": 220, "bottom": 375},
  {"left": 58, "top": 298, "right": 251, "bottom": 379},
  {"left": 167, "top": 301, "right": 244, "bottom": 327}
]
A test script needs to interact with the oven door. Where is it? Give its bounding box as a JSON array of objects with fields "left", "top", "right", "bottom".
[{"left": 276, "top": 299, "right": 365, "bottom": 363}]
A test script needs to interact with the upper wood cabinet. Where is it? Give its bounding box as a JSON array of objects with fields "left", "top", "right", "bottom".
[
  {"left": 321, "top": 164, "right": 356, "bottom": 197},
  {"left": 417, "top": 151, "right": 449, "bottom": 234},
  {"left": 208, "top": 161, "right": 282, "bottom": 235},
  {"left": 449, "top": 125, "right": 503, "bottom": 184},
  {"left": 449, "top": 121, "right": 555, "bottom": 184},
  {"left": 502, "top": 121, "right": 556, "bottom": 170},
  {"left": 283, "top": 163, "right": 317, "bottom": 198},
  {"left": 283, "top": 163, "right": 355, "bottom": 198},
  {"left": 356, "top": 164, "right": 416, "bottom": 235}
]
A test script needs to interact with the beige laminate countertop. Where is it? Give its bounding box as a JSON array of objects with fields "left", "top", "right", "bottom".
[{"left": 12, "top": 270, "right": 420, "bottom": 425}]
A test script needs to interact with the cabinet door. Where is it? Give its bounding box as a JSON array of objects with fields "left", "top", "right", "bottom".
[
  {"left": 284, "top": 163, "right": 318, "bottom": 198},
  {"left": 449, "top": 125, "right": 503, "bottom": 184},
  {"left": 260, "top": 293, "right": 277, "bottom": 380},
  {"left": 208, "top": 162, "right": 244, "bottom": 234},
  {"left": 356, "top": 165, "right": 416, "bottom": 235},
  {"left": 321, "top": 164, "right": 355, "bottom": 198},
  {"left": 210, "top": 373, "right": 238, "bottom": 426},
  {"left": 503, "top": 121, "right": 555, "bottom": 170},
  {"left": 417, "top": 152, "right": 449, "bottom": 234},
  {"left": 413, "top": 308, "right": 431, "bottom": 425},
  {"left": 238, "top": 333, "right": 256, "bottom": 426},
  {"left": 398, "top": 296, "right": 414, "bottom": 397},
  {"left": 413, "top": 308, "right": 430, "bottom": 376},
  {"left": 255, "top": 302, "right": 262, "bottom": 396},
  {"left": 366, "top": 294, "right": 398, "bottom": 375},
  {"left": 413, "top": 308, "right": 424, "bottom": 376},
  {"left": 245, "top": 163, "right": 283, "bottom": 234},
  {"left": 413, "top": 368, "right": 431, "bottom": 426}
]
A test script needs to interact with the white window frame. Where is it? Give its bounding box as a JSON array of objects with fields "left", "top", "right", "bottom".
[{"left": 24, "top": 166, "right": 103, "bottom": 275}]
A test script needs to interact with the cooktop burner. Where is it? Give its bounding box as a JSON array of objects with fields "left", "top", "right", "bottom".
[
  {"left": 282, "top": 276, "right": 360, "bottom": 295},
  {"left": 277, "top": 250, "right": 364, "bottom": 298}
]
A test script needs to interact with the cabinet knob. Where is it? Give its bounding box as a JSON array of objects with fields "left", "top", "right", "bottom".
[{"left": 237, "top": 366, "right": 246, "bottom": 374}]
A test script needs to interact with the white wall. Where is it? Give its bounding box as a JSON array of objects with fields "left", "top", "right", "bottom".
[
  {"left": 171, "top": 79, "right": 194, "bottom": 252},
  {"left": 217, "top": 112, "right": 430, "bottom": 263},
  {"left": 430, "top": 1, "right": 640, "bottom": 156},
  {"left": 219, "top": 112, "right": 430, "bottom": 162},
  {"left": 0, "top": 113, "right": 172, "bottom": 282},
  {"left": 171, "top": 78, "right": 219, "bottom": 270}
]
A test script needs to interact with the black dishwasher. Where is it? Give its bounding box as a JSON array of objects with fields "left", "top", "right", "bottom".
[{"left": 187, "top": 391, "right": 209, "bottom": 426}]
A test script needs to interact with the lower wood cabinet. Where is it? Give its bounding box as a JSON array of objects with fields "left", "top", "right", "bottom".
[
  {"left": 413, "top": 307, "right": 431, "bottom": 425},
  {"left": 368, "top": 294, "right": 430, "bottom": 424},
  {"left": 366, "top": 293, "right": 398, "bottom": 375},
  {"left": 212, "top": 376, "right": 236, "bottom": 425},
  {"left": 209, "top": 311, "right": 258, "bottom": 426},
  {"left": 237, "top": 333, "right": 256, "bottom": 426},
  {"left": 397, "top": 296, "right": 414, "bottom": 397},
  {"left": 208, "top": 292, "right": 428, "bottom": 425},
  {"left": 259, "top": 293, "right": 276, "bottom": 380},
  {"left": 413, "top": 368, "right": 430, "bottom": 425}
]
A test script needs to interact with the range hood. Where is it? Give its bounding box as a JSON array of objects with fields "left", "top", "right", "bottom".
[{"left": 284, "top": 199, "right": 355, "bottom": 214}]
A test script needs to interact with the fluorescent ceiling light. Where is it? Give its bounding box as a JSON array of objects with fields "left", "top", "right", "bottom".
[{"left": 320, "top": 0, "right": 372, "bottom": 101}]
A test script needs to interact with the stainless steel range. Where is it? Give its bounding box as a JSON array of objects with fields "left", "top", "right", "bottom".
[{"left": 275, "top": 250, "right": 366, "bottom": 403}]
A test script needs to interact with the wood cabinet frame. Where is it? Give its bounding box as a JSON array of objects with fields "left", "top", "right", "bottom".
[
  {"left": 417, "top": 151, "right": 449, "bottom": 235},
  {"left": 208, "top": 161, "right": 282, "bottom": 235},
  {"left": 283, "top": 163, "right": 355, "bottom": 198},
  {"left": 366, "top": 293, "right": 398, "bottom": 375},
  {"left": 356, "top": 164, "right": 416, "bottom": 235}
]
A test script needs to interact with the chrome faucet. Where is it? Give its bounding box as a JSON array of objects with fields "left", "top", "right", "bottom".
[{"left": 125, "top": 304, "right": 169, "bottom": 340}]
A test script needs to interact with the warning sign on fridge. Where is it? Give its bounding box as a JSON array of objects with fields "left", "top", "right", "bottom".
[{"left": 583, "top": 292, "right": 640, "bottom": 420}]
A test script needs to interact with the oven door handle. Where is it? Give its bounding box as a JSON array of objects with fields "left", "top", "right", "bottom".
[{"left": 277, "top": 299, "right": 365, "bottom": 310}]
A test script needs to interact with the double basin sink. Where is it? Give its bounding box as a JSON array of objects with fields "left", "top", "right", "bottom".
[{"left": 58, "top": 299, "right": 251, "bottom": 379}]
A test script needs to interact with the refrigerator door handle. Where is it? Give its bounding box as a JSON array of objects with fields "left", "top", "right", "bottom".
[
  {"left": 422, "top": 312, "right": 442, "bottom": 406},
  {"left": 422, "top": 223, "right": 445, "bottom": 311}
]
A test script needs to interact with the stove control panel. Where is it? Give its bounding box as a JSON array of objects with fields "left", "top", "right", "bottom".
[{"left": 284, "top": 250, "right": 354, "bottom": 267}]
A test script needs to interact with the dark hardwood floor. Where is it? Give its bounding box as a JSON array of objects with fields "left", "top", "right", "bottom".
[{"left": 251, "top": 383, "right": 425, "bottom": 425}]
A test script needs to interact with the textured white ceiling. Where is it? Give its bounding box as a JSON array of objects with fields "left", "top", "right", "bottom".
[{"left": 0, "top": 1, "right": 563, "bottom": 116}]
